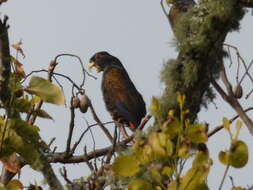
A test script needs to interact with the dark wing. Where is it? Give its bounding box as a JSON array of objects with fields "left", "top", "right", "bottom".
[{"left": 102, "top": 66, "right": 146, "bottom": 127}]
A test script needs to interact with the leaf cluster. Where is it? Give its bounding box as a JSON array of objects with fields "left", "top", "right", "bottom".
[{"left": 109, "top": 95, "right": 248, "bottom": 190}]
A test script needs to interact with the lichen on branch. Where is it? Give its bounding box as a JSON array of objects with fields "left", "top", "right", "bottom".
[{"left": 158, "top": 0, "right": 245, "bottom": 122}]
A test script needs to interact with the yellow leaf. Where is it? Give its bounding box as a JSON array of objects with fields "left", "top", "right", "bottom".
[
  {"left": 6, "top": 179, "right": 23, "bottom": 190},
  {"left": 186, "top": 124, "right": 208, "bottom": 143},
  {"left": 235, "top": 120, "right": 242, "bottom": 140},
  {"left": 178, "top": 142, "right": 190, "bottom": 158},
  {"left": 223, "top": 117, "right": 230, "bottom": 131},
  {"left": 162, "top": 166, "right": 173, "bottom": 177},
  {"left": 128, "top": 179, "right": 153, "bottom": 190},
  {"left": 231, "top": 187, "right": 244, "bottom": 190},
  {"left": 149, "top": 133, "right": 166, "bottom": 158},
  {"left": 112, "top": 155, "right": 139, "bottom": 177},
  {"left": 31, "top": 96, "right": 41, "bottom": 105},
  {"left": 150, "top": 97, "right": 160, "bottom": 112},
  {"left": 177, "top": 94, "right": 185, "bottom": 110}
]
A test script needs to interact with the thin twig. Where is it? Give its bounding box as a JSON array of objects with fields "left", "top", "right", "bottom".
[
  {"left": 70, "top": 121, "right": 115, "bottom": 154},
  {"left": 48, "top": 115, "right": 151, "bottom": 164},
  {"left": 160, "top": 0, "right": 171, "bottom": 23},
  {"left": 84, "top": 146, "right": 94, "bottom": 171},
  {"left": 208, "top": 107, "right": 253, "bottom": 137},
  {"left": 59, "top": 167, "right": 73, "bottom": 184},
  {"left": 219, "top": 165, "right": 230, "bottom": 190},
  {"left": 53, "top": 53, "right": 97, "bottom": 88},
  {"left": 229, "top": 176, "right": 235, "bottom": 187},
  {"left": 89, "top": 99, "right": 114, "bottom": 144}
]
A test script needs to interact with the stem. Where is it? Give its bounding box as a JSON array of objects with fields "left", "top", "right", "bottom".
[{"left": 218, "top": 165, "right": 230, "bottom": 190}]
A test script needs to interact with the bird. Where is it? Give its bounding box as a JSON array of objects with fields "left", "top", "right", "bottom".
[{"left": 88, "top": 51, "right": 146, "bottom": 130}]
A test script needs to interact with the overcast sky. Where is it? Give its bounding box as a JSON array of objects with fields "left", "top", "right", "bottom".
[{"left": 1, "top": 1, "right": 253, "bottom": 189}]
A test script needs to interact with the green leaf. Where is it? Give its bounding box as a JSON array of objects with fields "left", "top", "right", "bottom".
[
  {"left": 186, "top": 124, "right": 208, "bottom": 143},
  {"left": 26, "top": 76, "right": 64, "bottom": 105},
  {"left": 229, "top": 140, "right": 248, "bottom": 168},
  {"left": 13, "top": 98, "right": 32, "bottom": 113},
  {"left": 0, "top": 183, "right": 7, "bottom": 190},
  {"left": 8, "top": 135, "right": 42, "bottom": 170},
  {"left": 112, "top": 155, "right": 139, "bottom": 177},
  {"left": 8, "top": 119, "right": 41, "bottom": 146},
  {"left": 128, "top": 179, "right": 153, "bottom": 190}
]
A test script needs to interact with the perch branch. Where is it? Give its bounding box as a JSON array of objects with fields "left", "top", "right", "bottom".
[{"left": 208, "top": 107, "right": 253, "bottom": 137}]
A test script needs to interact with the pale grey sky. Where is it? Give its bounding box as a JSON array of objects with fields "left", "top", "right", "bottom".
[{"left": 1, "top": 1, "right": 253, "bottom": 189}]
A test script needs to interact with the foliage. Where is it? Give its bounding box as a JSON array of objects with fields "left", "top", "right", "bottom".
[{"left": 109, "top": 94, "right": 248, "bottom": 190}]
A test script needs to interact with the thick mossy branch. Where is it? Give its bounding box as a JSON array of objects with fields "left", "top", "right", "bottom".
[
  {"left": 158, "top": 0, "right": 245, "bottom": 121},
  {"left": 0, "top": 16, "right": 11, "bottom": 105}
]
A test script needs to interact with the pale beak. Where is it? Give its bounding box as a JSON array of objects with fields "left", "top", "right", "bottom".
[{"left": 87, "top": 61, "right": 95, "bottom": 71}]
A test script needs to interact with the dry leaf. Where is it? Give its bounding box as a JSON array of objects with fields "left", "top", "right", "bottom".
[
  {"left": 12, "top": 40, "right": 26, "bottom": 58},
  {"left": 1, "top": 153, "right": 21, "bottom": 173},
  {"left": 11, "top": 56, "right": 26, "bottom": 78}
]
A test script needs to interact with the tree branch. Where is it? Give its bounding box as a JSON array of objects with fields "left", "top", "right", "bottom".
[
  {"left": 211, "top": 68, "right": 253, "bottom": 135},
  {"left": 239, "top": 0, "right": 253, "bottom": 7},
  {"left": 208, "top": 107, "right": 253, "bottom": 137}
]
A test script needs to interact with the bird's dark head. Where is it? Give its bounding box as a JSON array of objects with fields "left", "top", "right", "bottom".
[{"left": 88, "top": 51, "right": 122, "bottom": 72}]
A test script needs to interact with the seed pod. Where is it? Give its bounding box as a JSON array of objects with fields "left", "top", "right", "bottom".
[
  {"left": 71, "top": 96, "right": 80, "bottom": 108},
  {"left": 233, "top": 83, "right": 243, "bottom": 99},
  {"left": 79, "top": 94, "right": 90, "bottom": 113}
]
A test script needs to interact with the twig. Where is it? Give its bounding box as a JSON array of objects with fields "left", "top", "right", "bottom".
[
  {"left": 48, "top": 137, "right": 56, "bottom": 149},
  {"left": 160, "top": 0, "right": 170, "bottom": 23},
  {"left": 22, "top": 69, "right": 81, "bottom": 90},
  {"left": 70, "top": 121, "right": 115, "bottom": 154},
  {"left": 218, "top": 165, "right": 230, "bottom": 190},
  {"left": 53, "top": 53, "right": 97, "bottom": 88},
  {"left": 39, "top": 149, "right": 64, "bottom": 190},
  {"left": 208, "top": 107, "right": 253, "bottom": 137},
  {"left": 84, "top": 146, "right": 94, "bottom": 171},
  {"left": 59, "top": 167, "right": 73, "bottom": 184},
  {"left": 239, "top": 0, "right": 253, "bottom": 7},
  {"left": 229, "top": 176, "right": 235, "bottom": 187},
  {"left": 48, "top": 115, "right": 151, "bottom": 164},
  {"left": 211, "top": 65, "right": 253, "bottom": 136},
  {"left": 89, "top": 99, "right": 114, "bottom": 144},
  {"left": 246, "top": 88, "right": 253, "bottom": 99},
  {"left": 65, "top": 99, "right": 76, "bottom": 155}
]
